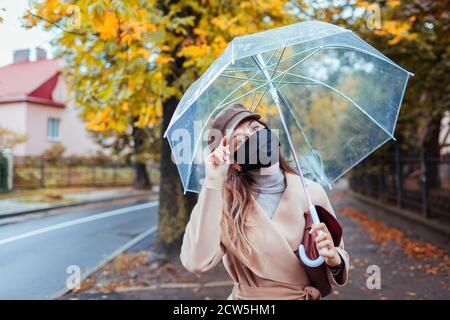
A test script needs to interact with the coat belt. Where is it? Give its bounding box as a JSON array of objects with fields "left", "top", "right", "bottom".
[{"left": 230, "top": 282, "right": 321, "bottom": 300}]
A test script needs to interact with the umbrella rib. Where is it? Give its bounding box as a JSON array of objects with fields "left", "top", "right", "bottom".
[
  {"left": 248, "top": 49, "right": 278, "bottom": 110},
  {"left": 269, "top": 48, "right": 321, "bottom": 83},
  {"left": 270, "top": 47, "right": 286, "bottom": 77},
  {"left": 273, "top": 80, "right": 318, "bottom": 85},
  {"left": 219, "top": 49, "right": 284, "bottom": 91},
  {"left": 264, "top": 46, "right": 320, "bottom": 70},
  {"left": 216, "top": 81, "right": 269, "bottom": 110},
  {"left": 250, "top": 84, "right": 269, "bottom": 113},
  {"left": 266, "top": 49, "right": 278, "bottom": 65},
  {"left": 251, "top": 47, "right": 314, "bottom": 114},
  {"left": 250, "top": 47, "right": 285, "bottom": 113},
  {"left": 218, "top": 74, "right": 315, "bottom": 86},
  {"left": 250, "top": 86, "right": 259, "bottom": 110},
  {"left": 222, "top": 68, "right": 260, "bottom": 73},
  {"left": 214, "top": 67, "right": 268, "bottom": 111},
  {"left": 218, "top": 74, "right": 268, "bottom": 83},
  {"left": 282, "top": 71, "right": 395, "bottom": 140}
]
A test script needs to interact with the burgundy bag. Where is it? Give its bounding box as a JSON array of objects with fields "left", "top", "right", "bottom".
[{"left": 294, "top": 204, "right": 343, "bottom": 297}]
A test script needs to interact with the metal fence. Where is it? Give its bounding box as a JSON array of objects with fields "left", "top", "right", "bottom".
[
  {"left": 13, "top": 157, "right": 160, "bottom": 190},
  {"left": 348, "top": 146, "right": 450, "bottom": 220}
]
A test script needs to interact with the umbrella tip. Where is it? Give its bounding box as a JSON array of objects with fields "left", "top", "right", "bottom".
[{"left": 392, "top": 136, "right": 397, "bottom": 141}]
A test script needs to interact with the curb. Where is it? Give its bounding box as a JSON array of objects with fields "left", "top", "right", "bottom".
[
  {"left": 0, "top": 190, "right": 158, "bottom": 219},
  {"left": 348, "top": 190, "right": 450, "bottom": 237},
  {"left": 53, "top": 225, "right": 158, "bottom": 300}
]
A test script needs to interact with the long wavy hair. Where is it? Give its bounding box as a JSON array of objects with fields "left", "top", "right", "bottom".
[{"left": 219, "top": 120, "right": 299, "bottom": 266}]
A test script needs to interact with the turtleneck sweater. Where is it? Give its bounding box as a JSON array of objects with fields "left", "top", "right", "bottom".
[{"left": 247, "top": 162, "right": 287, "bottom": 219}]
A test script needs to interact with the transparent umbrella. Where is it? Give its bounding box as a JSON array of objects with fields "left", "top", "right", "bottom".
[{"left": 163, "top": 20, "right": 413, "bottom": 266}]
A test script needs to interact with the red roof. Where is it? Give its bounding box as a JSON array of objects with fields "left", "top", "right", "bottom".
[{"left": 0, "top": 59, "right": 65, "bottom": 108}]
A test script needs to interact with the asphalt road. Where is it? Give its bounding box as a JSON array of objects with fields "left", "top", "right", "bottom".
[{"left": 0, "top": 200, "right": 159, "bottom": 299}]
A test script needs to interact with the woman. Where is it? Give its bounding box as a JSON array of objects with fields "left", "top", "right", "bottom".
[{"left": 180, "top": 103, "right": 349, "bottom": 300}]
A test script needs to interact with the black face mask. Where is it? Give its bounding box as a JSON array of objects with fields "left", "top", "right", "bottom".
[{"left": 233, "top": 127, "right": 280, "bottom": 172}]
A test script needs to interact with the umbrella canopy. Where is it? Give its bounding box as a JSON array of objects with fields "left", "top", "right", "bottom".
[{"left": 163, "top": 20, "right": 413, "bottom": 195}]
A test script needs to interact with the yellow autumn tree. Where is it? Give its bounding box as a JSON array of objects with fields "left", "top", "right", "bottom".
[
  {"left": 24, "top": 0, "right": 166, "bottom": 190},
  {"left": 25, "top": 0, "right": 298, "bottom": 252}
]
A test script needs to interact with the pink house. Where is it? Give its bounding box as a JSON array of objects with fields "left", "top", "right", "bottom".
[{"left": 0, "top": 49, "right": 100, "bottom": 156}]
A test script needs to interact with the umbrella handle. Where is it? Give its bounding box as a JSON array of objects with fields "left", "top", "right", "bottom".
[
  {"left": 298, "top": 244, "right": 325, "bottom": 267},
  {"left": 299, "top": 204, "right": 326, "bottom": 267}
]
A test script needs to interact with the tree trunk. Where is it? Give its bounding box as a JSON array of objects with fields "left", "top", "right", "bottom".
[
  {"left": 132, "top": 126, "right": 151, "bottom": 190},
  {"left": 155, "top": 0, "right": 200, "bottom": 256},
  {"left": 424, "top": 113, "right": 442, "bottom": 189},
  {"left": 156, "top": 96, "right": 192, "bottom": 254},
  {"left": 134, "top": 162, "right": 150, "bottom": 189}
]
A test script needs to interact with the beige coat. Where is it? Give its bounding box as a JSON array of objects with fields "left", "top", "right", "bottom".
[{"left": 180, "top": 172, "right": 350, "bottom": 300}]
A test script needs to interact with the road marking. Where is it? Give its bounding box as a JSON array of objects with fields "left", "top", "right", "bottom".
[{"left": 0, "top": 201, "right": 159, "bottom": 246}]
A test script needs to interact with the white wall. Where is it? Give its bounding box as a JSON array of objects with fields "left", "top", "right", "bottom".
[
  {"left": 25, "top": 99, "right": 102, "bottom": 157},
  {"left": 0, "top": 102, "right": 27, "bottom": 156},
  {"left": 25, "top": 102, "right": 65, "bottom": 156}
]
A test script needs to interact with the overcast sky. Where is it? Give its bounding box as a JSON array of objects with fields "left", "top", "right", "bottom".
[{"left": 0, "top": 0, "right": 55, "bottom": 67}]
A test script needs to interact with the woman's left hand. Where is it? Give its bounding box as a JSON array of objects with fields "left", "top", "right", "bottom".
[{"left": 310, "top": 223, "right": 342, "bottom": 267}]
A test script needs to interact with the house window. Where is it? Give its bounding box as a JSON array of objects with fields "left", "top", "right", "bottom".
[{"left": 47, "top": 118, "right": 61, "bottom": 141}]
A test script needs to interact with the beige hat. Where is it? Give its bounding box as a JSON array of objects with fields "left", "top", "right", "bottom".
[{"left": 207, "top": 103, "right": 261, "bottom": 151}]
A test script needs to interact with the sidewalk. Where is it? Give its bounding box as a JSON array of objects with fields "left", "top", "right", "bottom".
[
  {"left": 62, "top": 181, "right": 450, "bottom": 300},
  {"left": 0, "top": 187, "right": 158, "bottom": 218}
]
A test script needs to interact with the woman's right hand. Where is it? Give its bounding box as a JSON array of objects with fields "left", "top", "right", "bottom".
[{"left": 204, "top": 136, "right": 231, "bottom": 189}]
